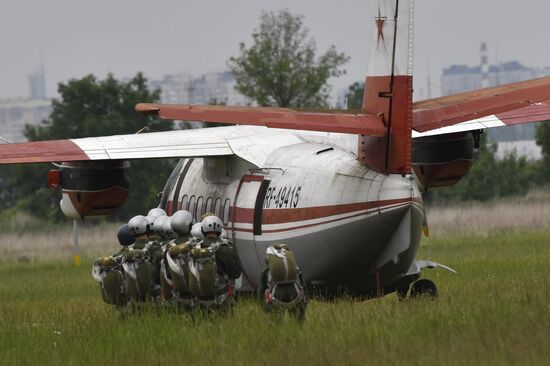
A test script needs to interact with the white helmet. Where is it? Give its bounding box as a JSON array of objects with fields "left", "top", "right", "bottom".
[
  {"left": 162, "top": 219, "right": 175, "bottom": 239},
  {"left": 191, "top": 222, "right": 204, "bottom": 239},
  {"left": 148, "top": 208, "right": 167, "bottom": 219},
  {"left": 201, "top": 215, "right": 223, "bottom": 235},
  {"left": 128, "top": 215, "right": 149, "bottom": 236},
  {"left": 153, "top": 215, "right": 169, "bottom": 235},
  {"left": 170, "top": 210, "right": 193, "bottom": 235}
]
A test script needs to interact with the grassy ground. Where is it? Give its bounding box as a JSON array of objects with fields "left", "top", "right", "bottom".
[{"left": 1, "top": 229, "right": 549, "bottom": 365}]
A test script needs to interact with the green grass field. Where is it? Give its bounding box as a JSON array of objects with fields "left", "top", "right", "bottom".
[{"left": 1, "top": 230, "right": 550, "bottom": 366}]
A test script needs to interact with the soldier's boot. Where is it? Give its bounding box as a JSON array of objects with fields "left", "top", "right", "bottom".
[{"left": 289, "top": 302, "right": 307, "bottom": 323}]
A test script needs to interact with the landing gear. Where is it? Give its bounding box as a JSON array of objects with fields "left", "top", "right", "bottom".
[{"left": 410, "top": 279, "right": 438, "bottom": 299}]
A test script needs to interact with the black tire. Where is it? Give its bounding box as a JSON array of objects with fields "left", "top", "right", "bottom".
[{"left": 410, "top": 279, "right": 438, "bottom": 299}]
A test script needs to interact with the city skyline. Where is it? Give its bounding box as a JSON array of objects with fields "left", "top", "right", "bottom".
[{"left": 1, "top": 0, "right": 550, "bottom": 102}]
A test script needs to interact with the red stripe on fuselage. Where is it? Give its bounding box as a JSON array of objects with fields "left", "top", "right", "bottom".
[
  {"left": 165, "top": 197, "right": 420, "bottom": 230},
  {"left": 231, "top": 200, "right": 422, "bottom": 234},
  {"left": 232, "top": 197, "right": 419, "bottom": 225}
]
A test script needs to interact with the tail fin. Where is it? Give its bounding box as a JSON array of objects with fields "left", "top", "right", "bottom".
[{"left": 360, "top": 0, "right": 414, "bottom": 174}]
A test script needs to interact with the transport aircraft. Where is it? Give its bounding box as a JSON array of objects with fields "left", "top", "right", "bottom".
[{"left": 1, "top": 0, "right": 550, "bottom": 298}]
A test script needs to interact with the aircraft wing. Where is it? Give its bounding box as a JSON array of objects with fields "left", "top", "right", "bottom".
[
  {"left": 412, "top": 101, "right": 550, "bottom": 138},
  {"left": 0, "top": 128, "right": 234, "bottom": 164},
  {"left": 412, "top": 77, "right": 550, "bottom": 137},
  {"left": 0, "top": 103, "right": 387, "bottom": 165},
  {"left": 135, "top": 103, "right": 386, "bottom": 136},
  {"left": 0, "top": 124, "right": 308, "bottom": 167}
]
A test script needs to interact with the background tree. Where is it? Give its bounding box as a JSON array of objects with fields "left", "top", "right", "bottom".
[
  {"left": 228, "top": 9, "right": 349, "bottom": 108},
  {"left": 427, "top": 134, "right": 539, "bottom": 204},
  {"left": 344, "top": 82, "right": 364, "bottom": 110},
  {"left": 536, "top": 121, "right": 550, "bottom": 181},
  {"left": 0, "top": 73, "right": 176, "bottom": 222}
]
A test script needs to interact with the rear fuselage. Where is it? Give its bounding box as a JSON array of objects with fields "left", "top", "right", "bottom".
[{"left": 160, "top": 130, "right": 424, "bottom": 296}]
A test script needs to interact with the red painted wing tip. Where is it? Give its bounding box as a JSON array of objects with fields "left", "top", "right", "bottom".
[{"left": 135, "top": 103, "right": 160, "bottom": 115}]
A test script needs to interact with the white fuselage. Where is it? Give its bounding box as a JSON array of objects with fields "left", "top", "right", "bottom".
[{"left": 160, "top": 126, "right": 424, "bottom": 295}]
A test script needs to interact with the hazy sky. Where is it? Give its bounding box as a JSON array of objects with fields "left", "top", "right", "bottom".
[{"left": 1, "top": 0, "right": 549, "bottom": 101}]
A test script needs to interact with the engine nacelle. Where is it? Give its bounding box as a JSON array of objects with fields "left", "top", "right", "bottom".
[
  {"left": 412, "top": 132, "right": 475, "bottom": 190},
  {"left": 49, "top": 161, "right": 130, "bottom": 219}
]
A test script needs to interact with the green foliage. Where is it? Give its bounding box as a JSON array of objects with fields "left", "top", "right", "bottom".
[
  {"left": 536, "top": 120, "right": 550, "bottom": 178},
  {"left": 429, "top": 135, "right": 540, "bottom": 204},
  {"left": 25, "top": 73, "right": 168, "bottom": 139},
  {"left": 344, "top": 81, "right": 364, "bottom": 110},
  {"left": 1, "top": 229, "right": 550, "bottom": 365},
  {"left": 228, "top": 9, "right": 349, "bottom": 108},
  {"left": 0, "top": 73, "right": 177, "bottom": 221}
]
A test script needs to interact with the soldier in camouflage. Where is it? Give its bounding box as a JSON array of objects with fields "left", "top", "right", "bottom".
[
  {"left": 187, "top": 215, "right": 242, "bottom": 309},
  {"left": 123, "top": 215, "right": 154, "bottom": 303},
  {"left": 163, "top": 210, "right": 194, "bottom": 304},
  {"left": 258, "top": 244, "right": 308, "bottom": 321},
  {"left": 92, "top": 224, "right": 135, "bottom": 307},
  {"left": 197, "top": 216, "right": 242, "bottom": 282},
  {"left": 149, "top": 213, "right": 169, "bottom": 301}
]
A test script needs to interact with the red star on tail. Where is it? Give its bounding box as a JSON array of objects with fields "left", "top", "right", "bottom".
[{"left": 376, "top": 6, "right": 387, "bottom": 47}]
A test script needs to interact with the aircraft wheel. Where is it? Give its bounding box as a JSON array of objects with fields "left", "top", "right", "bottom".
[{"left": 410, "top": 279, "right": 438, "bottom": 299}]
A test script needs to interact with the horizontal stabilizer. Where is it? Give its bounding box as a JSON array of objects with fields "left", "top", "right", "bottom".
[
  {"left": 136, "top": 103, "right": 386, "bottom": 136},
  {"left": 413, "top": 100, "right": 550, "bottom": 138},
  {"left": 413, "top": 77, "right": 550, "bottom": 132}
]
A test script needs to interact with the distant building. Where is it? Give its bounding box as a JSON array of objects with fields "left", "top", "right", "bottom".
[
  {"left": 0, "top": 99, "right": 51, "bottom": 142},
  {"left": 440, "top": 44, "right": 549, "bottom": 159},
  {"left": 150, "top": 71, "right": 250, "bottom": 106},
  {"left": 0, "top": 63, "right": 52, "bottom": 143},
  {"left": 28, "top": 67, "right": 47, "bottom": 100},
  {"left": 441, "top": 61, "right": 535, "bottom": 96}
]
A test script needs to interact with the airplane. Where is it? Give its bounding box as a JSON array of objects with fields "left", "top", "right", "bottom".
[{"left": 1, "top": 0, "right": 550, "bottom": 299}]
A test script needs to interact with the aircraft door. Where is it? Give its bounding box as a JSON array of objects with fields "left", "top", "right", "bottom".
[{"left": 231, "top": 175, "right": 270, "bottom": 288}]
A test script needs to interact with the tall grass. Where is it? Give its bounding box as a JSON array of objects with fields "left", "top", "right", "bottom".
[
  {"left": 0, "top": 230, "right": 549, "bottom": 365},
  {"left": 1, "top": 196, "right": 549, "bottom": 264},
  {"left": 0, "top": 219, "right": 119, "bottom": 264},
  {"left": 1, "top": 197, "right": 549, "bottom": 364},
  {"left": 427, "top": 191, "right": 550, "bottom": 235}
]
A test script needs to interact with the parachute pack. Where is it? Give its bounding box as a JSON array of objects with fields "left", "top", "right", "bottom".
[
  {"left": 92, "top": 256, "right": 129, "bottom": 306},
  {"left": 263, "top": 244, "right": 307, "bottom": 312},
  {"left": 122, "top": 249, "right": 153, "bottom": 302},
  {"left": 165, "top": 243, "right": 194, "bottom": 305},
  {"left": 188, "top": 246, "right": 233, "bottom": 307}
]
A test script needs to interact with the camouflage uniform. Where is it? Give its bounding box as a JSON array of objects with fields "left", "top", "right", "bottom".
[
  {"left": 92, "top": 223, "right": 137, "bottom": 308},
  {"left": 199, "top": 236, "right": 242, "bottom": 280},
  {"left": 163, "top": 234, "right": 194, "bottom": 304},
  {"left": 123, "top": 237, "right": 154, "bottom": 302},
  {"left": 147, "top": 235, "right": 164, "bottom": 298}
]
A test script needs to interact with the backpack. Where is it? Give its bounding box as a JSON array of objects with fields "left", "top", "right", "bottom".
[
  {"left": 165, "top": 243, "right": 194, "bottom": 304},
  {"left": 189, "top": 248, "right": 218, "bottom": 297},
  {"left": 264, "top": 245, "right": 306, "bottom": 309},
  {"left": 188, "top": 246, "right": 231, "bottom": 306},
  {"left": 92, "top": 256, "right": 128, "bottom": 306},
  {"left": 266, "top": 245, "right": 298, "bottom": 282},
  {"left": 122, "top": 249, "right": 153, "bottom": 302}
]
